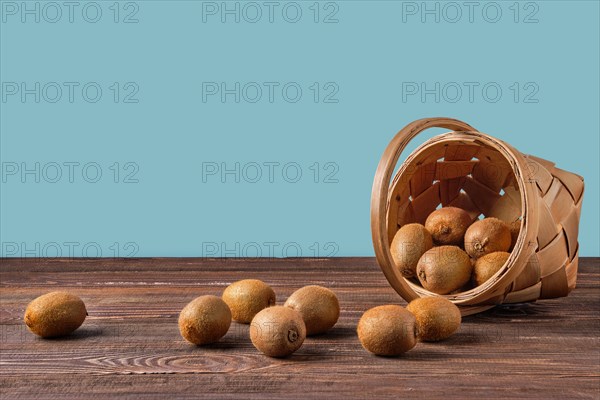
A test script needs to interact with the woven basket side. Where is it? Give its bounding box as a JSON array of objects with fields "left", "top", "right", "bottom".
[{"left": 524, "top": 155, "right": 584, "bottom": 300}]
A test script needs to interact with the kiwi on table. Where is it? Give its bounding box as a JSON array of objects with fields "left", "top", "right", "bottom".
[
  {"left": 406, "top": 297, "right": 461, "bottom": 342},
  {"left": 178, "top": 295, "right": 231, "bottom": 345},
  {"left": 222, "top": 279, "right": 276, "bottom": 324},
  {"left": 284, "top": 285, "right": 339, "bottom": 336},
  {"left": 416, "top": 246, "right": 472, "bottom": 295},
  {"left": 464, "top": 217, "right": 511, "bottom": 259},
  {"left": 357, "top": 305, "right": 417, "bottom": 356},
  {"left": 24, "top": 291, "right": 87, "bottom": 338},
  {"left": 390, "top": 223, "right": 433, "bottom": 278},
  {"left": 425, "top": 207, "right": 472, "bottom": 246},
  {"left": 250, "top": 306, "right": 306, "bottom": 358},
  {"left": 472, "top": 251, "right": 511, "bottom": 287}
]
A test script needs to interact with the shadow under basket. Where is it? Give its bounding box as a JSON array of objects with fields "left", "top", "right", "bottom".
[{"left": 370, "top": 118, "right": 584, "bottom": 316}]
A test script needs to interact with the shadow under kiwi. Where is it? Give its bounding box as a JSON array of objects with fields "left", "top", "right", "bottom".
[
  {"left": 198, "top": 335, "right": 252, "bottom": 350},
  {"left": 364, "top": 347, "right": 455, "bottom": 361},
  {"left": 304, "top": 325, "right": 356, "bottom": 341},
  {"left": 468, "top": 302, "right": 556, "bottom": 320},
  {"left": 41, "top": 326, "right": 105, "bottom": 341}
]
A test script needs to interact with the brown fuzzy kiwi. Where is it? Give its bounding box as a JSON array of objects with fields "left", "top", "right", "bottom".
[
  {"left": 406, "top": 297, "right": 461, "bottom": 342},
  {"left": 464, "top": 217, "right": 511, "bottom": 258},
  {"left": 24, "top": 291, "right": 87, "bottom": 338},
  {"left": 284, "top": 285, "right": 339, "bottom": 335},
  {"left": 357, "top": 305, "right": 417, "bottom": 356},
  {"left": 390, "top": 223, "right": 433, "bottom": 278},
  {"left": 178, "top": 295, "right": 231, "bottom": 345},
  {"left": 472, "top": 251, "right": 511, "bottom": 287},
  {"left": 250, "top": 306, "right": 306, "bottom": 358},
  {"left": 425, "top": 207, "right": 472, "bottom": 246},
  {"left": 416, "top": 246, "right": 472, "bottom": 295},
  {"left": 222, "top": 279, "right": 276, "bottom": 323},
  {"left": 509, "top": 220, "right": 521, "bottom": 251}
]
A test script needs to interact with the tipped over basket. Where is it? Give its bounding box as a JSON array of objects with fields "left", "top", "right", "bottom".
[{"left": 371, "top": 117, "right": 584, "bottom": 316}]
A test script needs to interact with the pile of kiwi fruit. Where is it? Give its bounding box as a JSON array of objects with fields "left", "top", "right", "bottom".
[
  {"left": 178, "top": 279, "right": 340, "bottom": 357},
  {"left": 24, "top": 283, "right": 461, "bottom": 358},
  {"left": 357, "top": 296, "right": 462, "bottom": 356},
  {"left": 354, "top": 206, "right": 520, "bottom": 356},
  {"left": 24, "top": 280, "right": 340, "bottom": 359},
  {"left": 24, "top": 207, "right": 514, "bottom": 358},
  {"left": 179, "top": 279, "right": 338, "bottom": 357},
  {"left": 391, "top": 206, "right": 519, "bottom": 295}
]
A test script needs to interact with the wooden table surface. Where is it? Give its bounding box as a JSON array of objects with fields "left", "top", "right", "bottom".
[{"left": 0, "top": 257, "right": 598, "bottom": 399}]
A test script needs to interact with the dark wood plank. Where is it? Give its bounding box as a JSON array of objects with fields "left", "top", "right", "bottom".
[{"left": 1, "top": 257, "right": 599, "bottom": 399}]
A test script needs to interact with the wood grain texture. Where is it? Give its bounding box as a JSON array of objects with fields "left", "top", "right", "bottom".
[{"left": 1, "top": 257, "right": 599, "bottom": 399}]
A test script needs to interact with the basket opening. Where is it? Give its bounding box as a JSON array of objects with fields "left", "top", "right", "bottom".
[{"left": 386, "top": 134, "right": 523, "bottom": 300}]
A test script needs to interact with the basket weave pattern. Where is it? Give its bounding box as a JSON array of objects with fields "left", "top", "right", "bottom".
[{"left": 371, "top": 118, "right": 584, "bottom": 315}]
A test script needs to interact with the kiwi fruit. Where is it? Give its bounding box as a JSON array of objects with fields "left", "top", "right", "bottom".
[
  {"left": 222, "top": 279, "right": 276, "bottom": 323},
  {"left": 464, "top": 217, "right": 511, "bottom": 258},
  {"left": 357, "top": 305, "right": 417, "bottom": 356},
  {"left": 425, "top": 207, "right": 472, "bottom": 246},
  {"left": 178, "top": 295, "right": 231, "bottom": 345},
  {"left": 250, "top": 306, "right": 306, "bottom": 358},
  {"left": 406, "top": 297, "right": 461, "bottom": 342},
  {"left": 509, "top": 219, "right": 521, "bottom": 251},
  {"left": 24, "top": 291, "right": 87, "bottom": 338},
  {"left": 390, "top": 223, "right": 433, "bottom": 278},
  {"left": 416, "top": 246, "right": 472, "bottom": 295},
  {"left": 284, "top": 285, "right": 339, "bottom": 335},
  {"left": 472, "top": 251, "right": 510, "bottom": 287}
]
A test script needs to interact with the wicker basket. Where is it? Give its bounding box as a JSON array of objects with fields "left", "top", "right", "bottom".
[{"left": 371, "top": 117, "right": 584, "bottom": 316}]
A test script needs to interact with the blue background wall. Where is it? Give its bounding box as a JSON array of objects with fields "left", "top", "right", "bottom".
[{"left": 1, "top": 1, "right": 598, "bottom": 257}]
